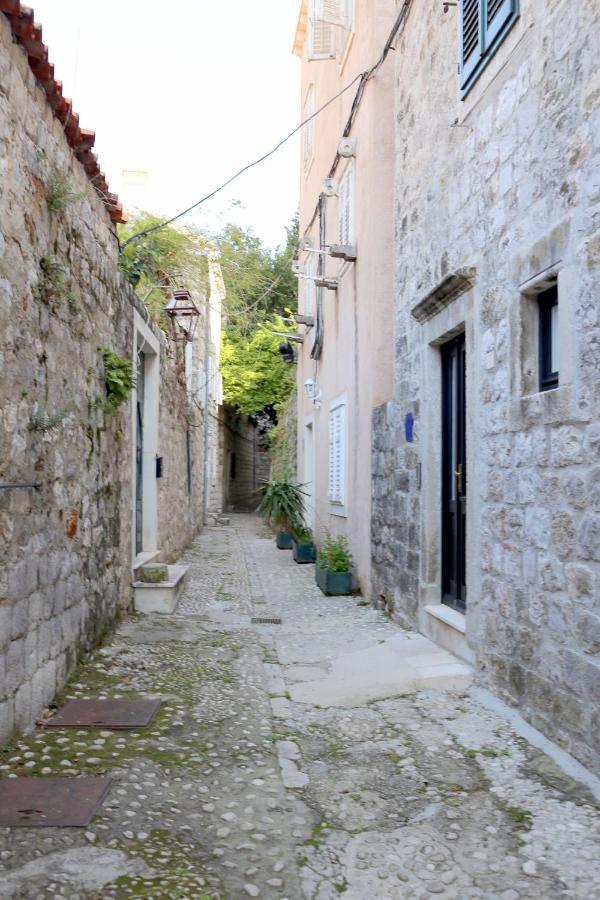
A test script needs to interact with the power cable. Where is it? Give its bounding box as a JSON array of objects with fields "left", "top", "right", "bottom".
[
  {"left": 119, "top": 74, "right": 364, "bottom": 253},
  {"left": 303, "top": 0, "right": 413, "bottom": 238}
]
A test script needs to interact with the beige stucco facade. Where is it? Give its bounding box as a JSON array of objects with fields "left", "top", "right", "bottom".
[{"left": 293, "top": 0, "right": 397, "bottom": 595}]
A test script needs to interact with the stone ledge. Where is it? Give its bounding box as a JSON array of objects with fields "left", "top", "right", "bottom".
[
  {"left": 132, "top": 566, "right": 188, "bottom": 615},
  {"left": 424, "top": 603, "right": 466, "bottom": 634},
  {"left": 411, "top": 267, "right": 477, "bottom": 323}
]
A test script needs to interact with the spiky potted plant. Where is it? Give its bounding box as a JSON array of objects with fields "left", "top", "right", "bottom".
[
  {"left": 292, "top": 524, "right": 316, "bottom": 564},
  {"left": 258, "top": 478, "right": 306, "bottom": 550},
  {"left": 316, "top": 533, "right": 353, "bottom": 595}
]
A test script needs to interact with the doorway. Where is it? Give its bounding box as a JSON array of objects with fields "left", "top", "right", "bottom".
[
  {"left": 135, "top": 351, "right": 145, "bottom": 556},
  {"left": 441, "top": 333, "right": 466, "bottom": 612}
]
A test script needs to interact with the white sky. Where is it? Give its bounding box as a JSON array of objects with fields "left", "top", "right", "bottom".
[{"left": 32, "top": 0, "right": 301, "bottom": 250}]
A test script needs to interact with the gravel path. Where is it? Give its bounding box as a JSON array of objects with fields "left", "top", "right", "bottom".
[{"left": 0, "top": 514, "right": 598, "bottom": 899}]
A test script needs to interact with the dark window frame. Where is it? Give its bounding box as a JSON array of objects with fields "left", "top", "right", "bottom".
[
  {"left": 459, "top": 0, "right": 520, "bottom": 98},
  {"left": 538, "top": 285, "right": 559, "bottom": 392}
]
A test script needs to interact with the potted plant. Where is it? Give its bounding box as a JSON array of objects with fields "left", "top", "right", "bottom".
[
  {"left": 292, "top": 525, "right": 316, "bottom": 564},
  {"left": 258, "top": 478, "right": 306, "bottom": 549},
  {"left": 316, "top": 533, "right": 353, "bottom": 595}
]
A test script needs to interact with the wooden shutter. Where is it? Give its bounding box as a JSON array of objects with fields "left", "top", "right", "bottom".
[
  {"left": 308, "top": 0, "right": 336, "bottom": 60},
  {"left": 459, "top": 0, "right": 483, "bottom": 90},
  {"left": 328, "top": 402, "right": 346, "bottom": 505},
  {"left": 303, "top": 86, "right": 315, "bottom": 168},
  {"left": 338, "top": 166, "right": 354, "bottom": 245},
  {"left": 315, "top": 0, "right": 345, "bottom": 25},
  {"left": 485, "top": 0, "right": 517, "bottom": 49},
  {"left": 304, "top": 255, "right": 315, "bottom": 316}
]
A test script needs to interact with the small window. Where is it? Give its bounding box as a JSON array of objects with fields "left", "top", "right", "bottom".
[
  {"left": 538, "top": 285, "right": 559, "bottom": 391},
  {"left": 459, "top": 0, "right": 519, "bottom": 96},
  {"left": 328, "top": 397, "right": 347, "bottom": 506},
  {"left": 303, "top": 86, "right": 315, "bottom": 170},
  {"left": 338, "top": 164, "right": 355, "bottom": 246}
]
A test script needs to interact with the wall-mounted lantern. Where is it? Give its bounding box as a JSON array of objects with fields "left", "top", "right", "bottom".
[
  {"left": 164, "top": 290, "right": 200, "bottom": 343},
  {"left": 279, "top": 341, "right": 296, "bottom": 364}
]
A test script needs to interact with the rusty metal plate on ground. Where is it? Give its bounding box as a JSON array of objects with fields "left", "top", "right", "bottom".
[
  {"left": 0, "top": 776, "right": 113, "bottom": 827},
  {"left": 46, "top": 698, "right": 161, "bottom": 729},
  {"left": 251, "top": 617, "right": 283, "bottom": 625}
]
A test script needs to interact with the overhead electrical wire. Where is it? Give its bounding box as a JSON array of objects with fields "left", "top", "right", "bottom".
[
  {"left": 119, "top": 1, "right": 412, "bottom": 254},
  {"left": 303, "top": 0, "right": 413, "bottom": 238},
  {"left": 118, "top": 74, "right": 364, "bottom": 253}
]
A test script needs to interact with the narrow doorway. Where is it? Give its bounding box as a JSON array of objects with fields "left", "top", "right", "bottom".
[
  {"left": 135, "top": 352, "right": 145, "bottom": 555},
  {"left": 441, "top": 333, "right": 466, "bottom": 611}
]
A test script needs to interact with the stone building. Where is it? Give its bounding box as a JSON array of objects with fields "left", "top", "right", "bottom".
[
  {"left": 370, "top": 0, "right": 600, "bottom": 772},
  {"left": 0, "top": 5, "right": 223, "bottom": 741}
]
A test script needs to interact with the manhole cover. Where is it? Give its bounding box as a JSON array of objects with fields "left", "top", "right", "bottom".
[
  {"left": 46, "top": 698, "right": 161, "bottom": 729},
  {"left": 0, "top": 776, "right": 113, "bottom": 827},
  {"left": 251, "top": 617, "right": 283, "bottom": 625}
]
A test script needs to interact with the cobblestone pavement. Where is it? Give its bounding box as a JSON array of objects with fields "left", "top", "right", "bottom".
[{"left": 0, "top": 514, "right": 599, "bottom": 899}]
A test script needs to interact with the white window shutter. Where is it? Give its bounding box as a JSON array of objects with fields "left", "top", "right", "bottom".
[
  {"left": 315, "top": 0, "right": 345, "bottom": 26},
  {"left": 303, "top": 86, "right": 315, "bottom": 168},
  {"left": 328, "top": 409, "right": 336, "bottom": 500},
  {"left": 304, "top": 255, "right": 315, "bottom": 316},
  {"left": 309, "top": 0, "right": 336, "bottom": 59},
  {"left": 328, "top": 401, "right": 346, "bottom": 505},
  {"left": 339, "top": 166, "right": 354, "bottom": 245}
]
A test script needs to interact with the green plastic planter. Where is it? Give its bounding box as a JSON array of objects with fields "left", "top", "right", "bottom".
[
  {"left": 292, "top": 539, "right": 316, "bottom": 564},
  {"left": 315, "top": 564, "right": 352, "bottom": 596},
  {"left": 276, "top": 531, "right": 293, "bottom": 550}
]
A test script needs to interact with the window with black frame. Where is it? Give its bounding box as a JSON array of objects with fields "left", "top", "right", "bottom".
[{"left": 538, "top": 284, "right": 559, "bottom": 392}]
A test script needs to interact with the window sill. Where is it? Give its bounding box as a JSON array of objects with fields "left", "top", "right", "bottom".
[{"left": 511, "top": 383, "right": 574, "bottom": 429}]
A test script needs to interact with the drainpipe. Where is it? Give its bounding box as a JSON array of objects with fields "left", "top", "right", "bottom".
[{"left": 202, "top": 290, "right": 210, "bottom": 526}]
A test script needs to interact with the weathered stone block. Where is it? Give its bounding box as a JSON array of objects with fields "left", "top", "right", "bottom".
[{"left": 14, "top": 679, "right": 32, "bottom": 732}]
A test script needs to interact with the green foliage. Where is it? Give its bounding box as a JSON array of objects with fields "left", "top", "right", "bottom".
[
  {"left": 118, "top": 213, "right": 209, "bottom": 325},
  {"left": 221, "top": 314, "right": 296, "bottom": 415},
  {"left": 270, "top": 392, "right": 297, "bottom": 479},
  {"left": 215, "top": 215, "right": 298, "bottom": 335},
  {"left": 46, "top": 172, "right": 85, "bottom": 212},
  {"left": 258, "top": 477, "right": 306, "bottom": 533},
  {"left": 102, "top": 349, "right": 135, "bottom": 415},
  {"left": 317, "top": 533, "right": 353, "bottom": 573},
  {"left": 216, "top": 216, "right": 298, "bottom": 417},
  {"left": 35, "top": 254, "right": 69, "bottom": 305},
  {"left": 293, "top": 525, "right": 314, "bottom": 544},
  {"left": 28, "top": 406, "right": 71, "bottom": 434}
]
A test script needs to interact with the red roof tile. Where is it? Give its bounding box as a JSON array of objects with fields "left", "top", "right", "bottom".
[{"left": 1, "top": 2, "right": 126, "bottom": 223}]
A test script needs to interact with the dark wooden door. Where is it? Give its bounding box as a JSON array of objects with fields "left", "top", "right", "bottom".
[{"left": 441, "top": 334, "right": 467, "bottom": 611}]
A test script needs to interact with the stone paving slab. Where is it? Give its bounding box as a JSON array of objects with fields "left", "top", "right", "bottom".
[{"left": 0, "top": 514, "right": 597, "bottom": 899}]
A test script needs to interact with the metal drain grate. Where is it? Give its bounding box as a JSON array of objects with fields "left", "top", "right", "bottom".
[
  {"left": 0, "top": 776, "right": 113, "bottom": 827},
  {"left": 251, "top": 617, "right": 282, "bottom": 625},
  {"left": 46, "top": 698, "right": 161, "bottom": 729}
]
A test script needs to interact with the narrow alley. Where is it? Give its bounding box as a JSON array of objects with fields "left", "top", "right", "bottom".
[{"left": 0, "top": 516, "right": 598, "bottom": 899}]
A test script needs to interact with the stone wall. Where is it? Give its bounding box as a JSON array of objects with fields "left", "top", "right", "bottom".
[
  {"left": 373, "top": 0, "right": 600, "bottom": 771},
  {"left": 223, "top": 408, "right": 271, "bottom": 511},
  {"left": 0, "top": 13, "right": 203, "bottom": 740},
  {"left": 371, "top": 399, "right": 421, "bottom": 628}
]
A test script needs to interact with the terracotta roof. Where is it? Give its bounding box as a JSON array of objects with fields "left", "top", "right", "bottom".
[{"left": 0, "top": 1, "right": 126, "bottom": 224}]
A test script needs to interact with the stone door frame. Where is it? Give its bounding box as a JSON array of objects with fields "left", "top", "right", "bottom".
[{"left": 131, "top": 310, "right": 160, "bottom": 567}]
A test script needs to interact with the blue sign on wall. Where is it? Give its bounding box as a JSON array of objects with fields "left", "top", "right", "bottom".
[{"left": 405, "top": 412, "right": 414, "bottom": 442}]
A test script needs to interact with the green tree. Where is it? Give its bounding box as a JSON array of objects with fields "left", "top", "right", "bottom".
[
  {"left": 220, "top": 314, "right": 296, "bottom": 415},
  {"left": 215, "top": 215, "right": 298, "bottom": 334},
  {"left": 118, "top": 213, "right": 209, "bottom": 325}
]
